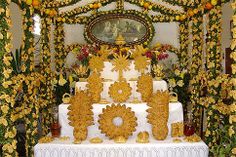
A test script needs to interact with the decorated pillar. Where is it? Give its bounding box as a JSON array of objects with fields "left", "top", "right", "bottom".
[
  {"left": 190, "top": 12, "right": 204, "bottom": 135},
  {"left": 54, "top": 17, "right": 66, "bottom": 72},
  {"left": 179, "top": 20, "right": 190, "bottom": 68},
  {"left": 230, "top": 0, "right": 236, "bottom": 155},
  {"left": 0, "top": 0, "right": 18, "bottom": 156},
  {"left": 40, "top": 16, "right": 54, "bottom": 135},
  {"left": 205, "top": 5, "right": 223, "bottom": 150}
]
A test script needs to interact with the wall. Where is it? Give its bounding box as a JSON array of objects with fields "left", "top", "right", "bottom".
[
  {"left": 222, "top": 2, "right": 233, "bottom": 73},
  {"left": 9, "top": 2, "right": 23, "bottom": 52}
]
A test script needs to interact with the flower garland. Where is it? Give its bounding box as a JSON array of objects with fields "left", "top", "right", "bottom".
[
  {"left": 189, "top": 12, "right": 204, "bottom": 135},
  {"left": 43, "top": 0, "right": 80, "bottom": 8},
  {"left": 60, "top": 0, "right": 113, "bottom": 17},
  {"left": 179, "top": 20, "right": 190, "bottom": 68},
  {"left": 205, "top": 5, "right": 224, "bottom": 152},
  {"left": 17, "top": 1, "right": 42, "bottom": 156},
  {"left": 23, "top": 73, "right": 44, "bottom": 156},
  {"left": 151, "top": 14, "right": 180, "bottom": 22},
  {"left": 64, "top": 16, "right": 88, "bottom": 24},
  {"left": 54, "top": 19, "right": 66, "bottom": 72},
  {"left": 229, "top": 1, "right": 236, "bottom": 156},
  {"left": 0, "top": 1, "right": 18, "bottom": 156},
  {"left": 117, "top": 0, "right": 124, "bottom": 10},
  {"left": 126, "top": 0, "right": 184, "bottom": 16},
  {"left": 64, "top": 44, "right": 82, "bottom": 55},
  {"left": 161, "top": 0, "right": 194, "bottom": 8},
  {"left": 40, "top": 16, "right": 54, "bottom": 135}
]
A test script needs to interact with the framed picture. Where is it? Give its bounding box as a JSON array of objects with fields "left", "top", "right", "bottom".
[{"left": 84, "top": 10, "right": 154, "bottom": 46}]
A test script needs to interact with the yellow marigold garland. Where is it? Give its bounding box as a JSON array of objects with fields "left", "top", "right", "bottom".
[
  {"left": 205, "top": 6, "right": 224, "bottom": 151},
  {"left": 98, "top": 104, "right": 137, "bottom": 139}
]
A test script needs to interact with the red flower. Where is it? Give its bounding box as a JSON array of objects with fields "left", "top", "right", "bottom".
[
  {"left": 158, "top": 53, "right": 169, "bottom": 60},
  {"left": 145, "top": 51, "right": 152, "bottom": 58},
  {"left": 77, "top": 54, "right": 85, "bottom": 61}
]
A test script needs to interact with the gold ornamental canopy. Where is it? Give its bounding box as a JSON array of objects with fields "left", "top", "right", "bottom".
[{"left": 115, "top": 34, "right": 126, "bottom": 46}]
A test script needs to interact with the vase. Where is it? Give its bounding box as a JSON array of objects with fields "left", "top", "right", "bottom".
[
  {"left": 184, "top": 111, "right": 195, "bottom": 136},
  {"left": 51, "top": 107, "right": 61, "bottom": 138}
]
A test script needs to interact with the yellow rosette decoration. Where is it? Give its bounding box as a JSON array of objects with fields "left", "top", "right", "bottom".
[
  {"left": 134, "top": 55, "right": 150, "bottom": 74},
  {"left": 98, "top": 104, "right": 137, "bottom": 139},
  {"left": 89, "top": 55, "right": 104, "bottom": 73},
  {"left": 109, "top": 81, "right": 132, "bottom": 103}
]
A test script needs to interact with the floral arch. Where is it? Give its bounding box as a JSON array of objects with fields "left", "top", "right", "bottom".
[{"left": 0, "top": 0, "right": 236, "bottom": 156}]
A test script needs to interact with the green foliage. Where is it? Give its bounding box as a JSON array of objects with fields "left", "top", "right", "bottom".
[
  {"left": 10, "top": 48, "right": 22, "bottom": 75},
  {"left": 164, "top": 67, "right": 191, "bottom": 113},
  {"left": 211, "top": 124, "right": 236, "bottom": 157}
]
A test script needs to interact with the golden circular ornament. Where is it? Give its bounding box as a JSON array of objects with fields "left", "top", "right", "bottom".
[
  {"left": 109, "top": 81, "right": 132, "bottom": 102},
  {"left": 134, "top": 56, "right": 150, "bottom": 73},
  {"left": 98, "top": 104, "right": 137, "bottom": 139},
  {"left": 89, "top": 55, "right": 104, "bottom": 72},
  {"left": 137, "top": 74, "right": 153, "bottom": 102}
]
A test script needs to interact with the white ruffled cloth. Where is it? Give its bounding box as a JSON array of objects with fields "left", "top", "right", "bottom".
[{"left": 34, "top": 136, "right": 209, "bottom": 157}]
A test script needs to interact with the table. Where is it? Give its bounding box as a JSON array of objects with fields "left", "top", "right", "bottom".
[
  {"left": 76, "top": 80, "right": 168, "bottom": 103},
  {"left": 59, "top": 102, "right": 183, "bottom": 139},
  {"left": 34, "top": 136, "right": 209, "bottom": 157}
]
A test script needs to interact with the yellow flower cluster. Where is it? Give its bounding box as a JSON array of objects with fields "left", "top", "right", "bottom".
[
  {"left": 60, "top": 0, "right": 111, "bottom": 17},
  {"left": 54, "top": 22, "right": 66, "bottom": 72},
  {"left": 179, "top": 21, "right": 189, "bottom": 68}
]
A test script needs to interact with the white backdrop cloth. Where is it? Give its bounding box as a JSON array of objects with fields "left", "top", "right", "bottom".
[
  {"left": 76, "top": 80, "right": 168, "bottom": 103},
  {"left": 34, "top": 137, "right": 209, "bottom": 157},
  {"left": 59, "top": 102, "right": 183, "bottom": 139}
]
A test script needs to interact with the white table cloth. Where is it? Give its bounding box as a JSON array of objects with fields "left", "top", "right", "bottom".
[
  {"left": 76, "top": 80, "right": 168, "bottom": 103},
  {"left": 34, "top": 136, "right": 209, "bottom": 157},
  {"left": 59, "top": 102, "right": 183, "bottom": 139}
]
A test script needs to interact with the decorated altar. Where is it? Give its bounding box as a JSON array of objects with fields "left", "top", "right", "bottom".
[{"left": 1, "top": 0, "right": 236, "bottom": 157}]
